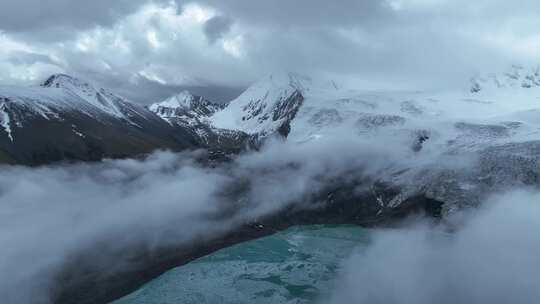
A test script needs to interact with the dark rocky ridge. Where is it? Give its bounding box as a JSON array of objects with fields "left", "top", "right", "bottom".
[
  {"left": 0, "top": 100, "right": 198, "bottom": 165},
  {"left": 0, "top": 74, "right": 308, "bottom": 165},
  {"left": 0, "top": 75, "right": 256, "bottom": 165}
]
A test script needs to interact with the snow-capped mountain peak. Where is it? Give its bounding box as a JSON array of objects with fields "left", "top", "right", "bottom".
[
  {"left": 42, "top": 73, "right": 90, "bottom": 90},
  {"left": 40, "top": 73, "right": 128, "bottom": 118},
  {"left": 0, "top": 73, "right": 180, "bottom": 146},
  {"left": 267, "top": 72, "right": 313, "bottom": 92},
  {"left": 0, "top": 74, "right": 200, "bottom": 163},
  {"left": 155, "top": 90, "right": 198, "bottom": 108},
  {"left": 150, "top": 90, "right": 222, "bottom": 113},
  {"left": 210, "top": 72, "right": 306, "bottom": 136},
  {"left": 148, "top": 90, "right": 224, "bottom": 124}
]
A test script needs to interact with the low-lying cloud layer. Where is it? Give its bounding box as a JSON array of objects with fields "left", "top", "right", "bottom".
[
  {"left": 0, "top": 136, "right": 409, "bottom": 303},
  {"left": 328, "top": 189, "right": 540, "bottom": 304},
  {"left": 0, "top": 117, "right": 538, "bottom": 304}
]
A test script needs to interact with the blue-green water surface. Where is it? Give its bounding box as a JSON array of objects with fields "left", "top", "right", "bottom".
[{"left": 113, "top": 225, "right": 370, "bottom": 304}]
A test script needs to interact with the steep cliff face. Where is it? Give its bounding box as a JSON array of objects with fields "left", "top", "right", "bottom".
[
  {"left": 148, "top": 90, "right": 224, "bottom": 123},
  {"left": 148, "top": 90, "right": 253, "bottom": 154},
  {"left": 210, "top": 73, "right": 306, "bottom": 137}
]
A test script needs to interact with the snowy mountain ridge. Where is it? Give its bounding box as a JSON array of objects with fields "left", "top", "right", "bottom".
[
  {"left": 470, "top": 64, "right": 540, "bottom": 93},
  {"left": 147, "top": 90, "right": 250, "bottom": 149},
  {"left": 0, "top": 74, "right": 200, "bottom": 164},
  {"left": 0, "top": 73, "right": 158, "bottom": 133},
  {"left": 160, "top": 68, "right": 540, "bottom": 215},
  {"left": 148, "top": 90, "right": 224, "bottom": 125},
  {"left": 209, "top": 72, "right": 309, "bottom": 136},
  {"left": 41, "top": 73, "right": 138, "bottom": 119}
]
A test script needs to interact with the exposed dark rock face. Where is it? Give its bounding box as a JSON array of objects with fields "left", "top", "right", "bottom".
[
  {"left": 0, "top": 101, "right": 199, "bottom": 165},
  {"left": 308, "top": 108, "right": 344, "bottom": 127},
  {"left": 355, "top": 113, "right": 406, "bottom": 132},
  {"left": 147, "top": 91, "right": 260, "bottom": 155},
  {"left": 412, "top": 130, "right": 430, "bottom": 152},
  {"left": 273, "top": 90, "right": 304, "bottom": 137},
  {"left": 149, "top": 93, "right": 225, "bottom": 118}
]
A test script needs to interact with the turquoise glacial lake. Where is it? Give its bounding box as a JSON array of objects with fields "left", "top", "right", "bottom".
[{"left": 113, "top": 225, "right": 370, "bottom": 304}]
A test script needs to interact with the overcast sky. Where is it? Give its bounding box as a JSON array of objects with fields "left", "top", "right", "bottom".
[{"left": 0, "top": 0, "right": 539, "bottom": 104}]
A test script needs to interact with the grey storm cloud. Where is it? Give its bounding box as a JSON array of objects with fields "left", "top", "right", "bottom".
[
  {"left": 96, "top": 73, "right": 244, "bottom": 104},
  {"left": 0, "top": 0, "right": 164, "bottom": 32},
  {"left": 7, "top": 51, "right": 57, "bottom": 66},
  {"left": 195, "top": 0, "right": 392, "bottom": 28},
  {"left": 1, "top": 0, "right": 540, "bottom": 103},
  {"left": 0, "top": 135, "right": 411, "bottom": 302},
  {"left": 204, "top": 15, "right": 234, "bottom": 43}
]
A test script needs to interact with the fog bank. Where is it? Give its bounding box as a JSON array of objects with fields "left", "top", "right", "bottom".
[
  {"left": 0, "top": 136, "right": 408, "bottom": 303},
  {"left": 328, "top": 189, "right": 540, "bottom": 304}
]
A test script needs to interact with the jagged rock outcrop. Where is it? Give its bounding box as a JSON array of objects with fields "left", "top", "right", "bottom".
[{"left": 148, "top": 90, "right": 256, "bottom": 154}]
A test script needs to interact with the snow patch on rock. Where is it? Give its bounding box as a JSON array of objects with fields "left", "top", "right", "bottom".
[{"left": 0, "top": 102, "right": 13, "bottom": 142}]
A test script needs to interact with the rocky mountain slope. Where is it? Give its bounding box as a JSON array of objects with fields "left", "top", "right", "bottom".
[
  {"left": 3, "top": 70, "right": 540, "bottom": 217},
  {"left": 210, "top": 73, "right": 307, "bottom": 137},
  {"left": 0, "top": 75, "right": 206, "bottom": 165},
  {"left": 149, "top": 90, "right": 224, "bottom": 121},
  {"left": 202, "top": 71, "right": 540, "bottom": 216},
  {"left": 147, "top": 91, "right": 253, "bottom": 153}
]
